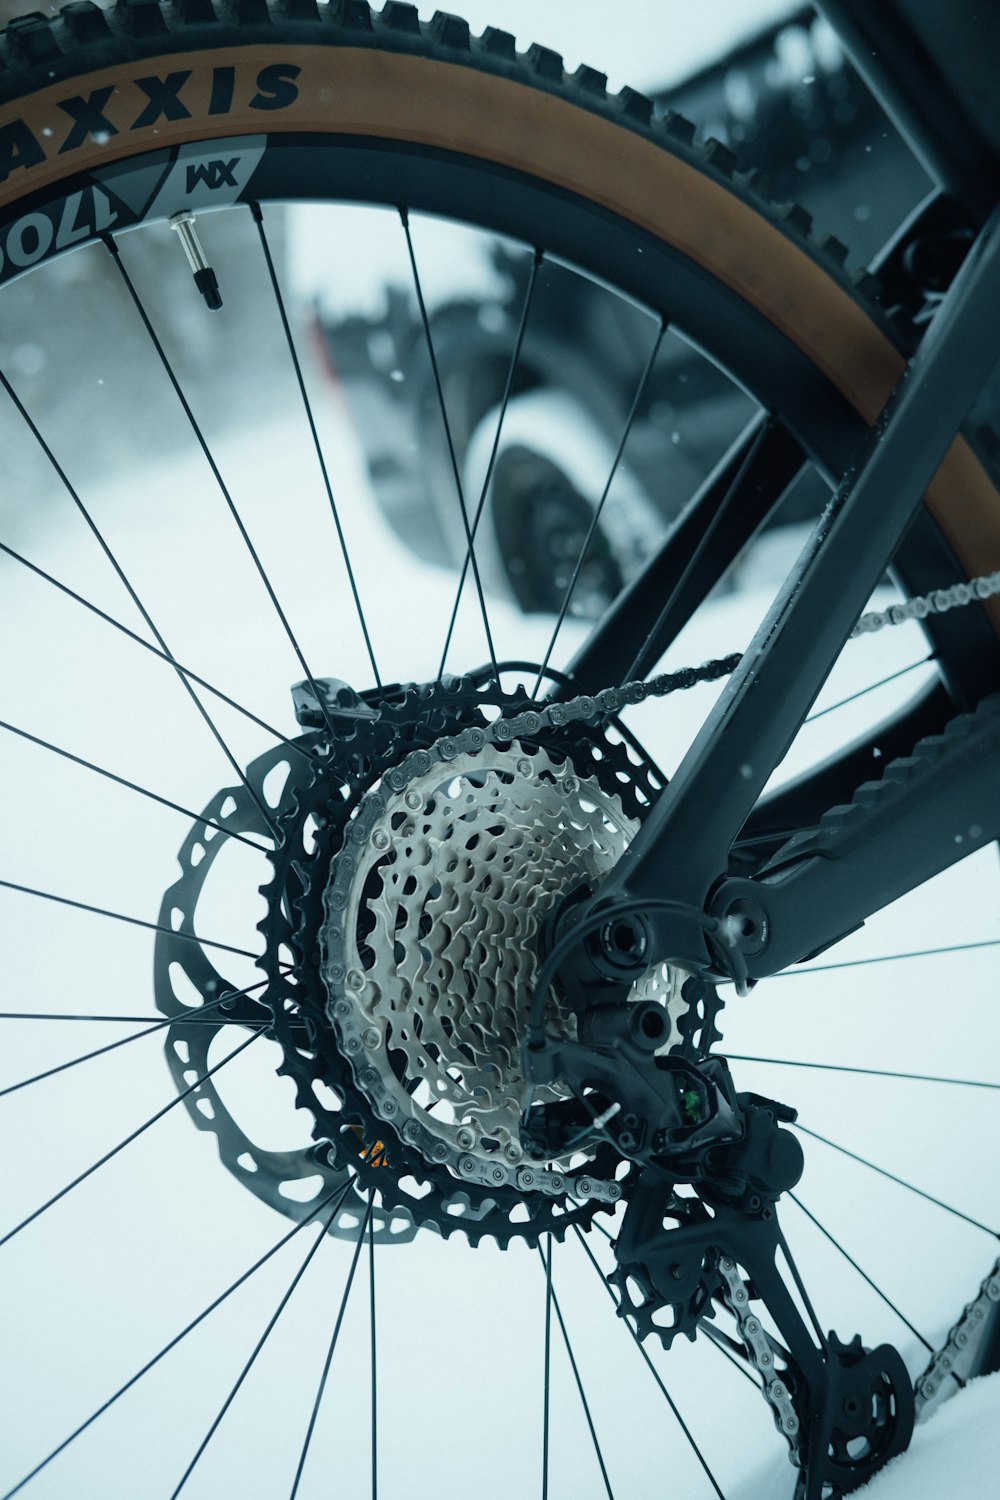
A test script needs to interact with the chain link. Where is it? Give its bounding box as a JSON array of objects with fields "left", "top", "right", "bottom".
[
  {"left": 717, "top": 1256, "right": 802, "bottom": 1462},
  {"left": 852, "top": 568, "right": 1000, "bottom": 637},
  {"left": 915, "top": 1256, "right": 1000, "bottom": 1419}
]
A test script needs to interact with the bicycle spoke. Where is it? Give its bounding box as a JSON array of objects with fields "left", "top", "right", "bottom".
[
  {"left": 0, "top": 982, "right": 269, "bottom": 1100},
  {"left": 289, "top": 1191, "right": 375, "bottom": 1499},
  {"left": 573, "top": 1227, "right": 727, "bottom": 1499},
  {"left": 0, "top": 539, "right": 311, "bottom": 761},
  {"left": 727, "top": 1053, "right": 1000, "bottom": 1090},
  {"left": 611, "top": 415, "right": 793, "bottom": 691},
  {"left": 535, "top": 1243, "right": 614, "bottom": 1500},
  {"left": 0, "top": 1029, "right": 261, "bottom": 1252},
  {"left": 439, "top": 248, "right": 543, "bottom": 678},
  {"left": 699, "top": 1323, "right": 760, "bottom": 1387},
  {"left": 0, "top": 715, "right": 268, "bottom": 853},
  {"left": 533, "top": 319, "right": 665, "bottom": 696},
  {"left": 104, "top": 233, "right": 337, "bottom": 743},
  {"left": 793, "top": 1124, "right": 999, "bottom": 1237},
  {"left": 369, "top": 1210, "right": 378, "bottom": 1500},
  {"left": 0, "top": 361, "right": 281, "bottom": 839},
  {"left": 804, "top": 654, "right": 934, "bottom": 723},
  {"left": 541, "top": 1234, "right": 553, "bottom": 1500},
  {"left": 788, "top": 1193, "right": 935, "bottom": 1353},
  {"left": 0, "top": 974, "right": 279, "bottom": 1026},
  {"left": 250, "top": 201, "right": 381, "bottom": 689},
  {"left": 399, "top": 208, "right": 498, "bottom": 678},
  {"left": 0, "top": 878, "right": 260, "bottom": 961},
  {"left": 0, "top": 1182, "right": 349, "bottom": 1500},
  {"left": 170, "top": 1184, "right": 352, "bottom": 1498},
  {"left": 772, "top": 937, "right": 1000, "bottom": 975}
]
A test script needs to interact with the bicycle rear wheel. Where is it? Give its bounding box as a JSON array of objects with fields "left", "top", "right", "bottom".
[{"left": 0, "top": 5, "right": 998, "bottom": 1498}]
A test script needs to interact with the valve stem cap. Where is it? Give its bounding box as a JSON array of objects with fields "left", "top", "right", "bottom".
[{"left": 193, "top": 266, "right": 223, "bottom": 312}]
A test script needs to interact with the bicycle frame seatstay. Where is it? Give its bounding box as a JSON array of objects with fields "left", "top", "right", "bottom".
[{"left": 577, "top": 204, "right": 1000, "bottom": 979}]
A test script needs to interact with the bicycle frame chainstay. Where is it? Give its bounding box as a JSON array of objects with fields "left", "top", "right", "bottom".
[{"left": 577, "top": 204, "right": 1000, "bottom": 982}]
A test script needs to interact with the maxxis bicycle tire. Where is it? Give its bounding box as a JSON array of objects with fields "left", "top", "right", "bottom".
[
  {"left": 0, "top": 0, "right": 998, "bottom": 642},
  {"left": 0, "top": 0, "right": 995, "bottom": 642}
]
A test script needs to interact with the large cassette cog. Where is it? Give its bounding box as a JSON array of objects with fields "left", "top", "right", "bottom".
[
  {"left": 161, "top": 670, "right": 723, "bottom": 1247},
  {"left": 272, "top": 677, "right": 656, "bottom": 1244}
]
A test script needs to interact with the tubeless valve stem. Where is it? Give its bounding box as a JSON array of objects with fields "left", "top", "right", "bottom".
[{"left": 169, "top": 210, "right": 223, "bottom": 311}]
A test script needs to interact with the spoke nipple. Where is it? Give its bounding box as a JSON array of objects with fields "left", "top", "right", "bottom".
[{"left": 169, "top": 210, "right": 223, "bottom": 311}]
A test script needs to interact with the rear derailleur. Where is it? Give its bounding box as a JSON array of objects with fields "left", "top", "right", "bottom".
[{"left": 524, "top": 984, "right": 913, "bottom": 1497}]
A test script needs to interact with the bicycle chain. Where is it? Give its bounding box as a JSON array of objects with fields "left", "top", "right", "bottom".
[
  {"left": 915, "top": 1256, "right": 1000, "bottom": 1418},
  {"left": 852, "top": 568, "right": 1000, "bottom": 635},
  {"left": 717, "top": 1256, "right": 803, "bottom": 1451}
]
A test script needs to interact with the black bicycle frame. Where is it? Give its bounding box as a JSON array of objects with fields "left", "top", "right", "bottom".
[{"left": 570, "top": 202, "right": 1000, "bottom": 982}]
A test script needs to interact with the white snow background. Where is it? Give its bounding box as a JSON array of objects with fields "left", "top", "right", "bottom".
[{"left": 0, "top": 2, "right": 997, "bottom": 1497}]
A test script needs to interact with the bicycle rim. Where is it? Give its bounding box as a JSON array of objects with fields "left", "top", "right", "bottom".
[{"left": 0, "top": 7, "right": 998, "bottom": 1498}]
